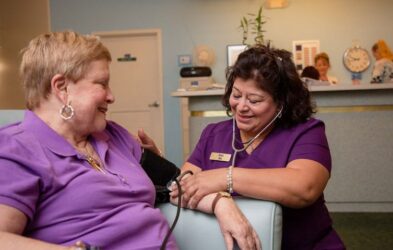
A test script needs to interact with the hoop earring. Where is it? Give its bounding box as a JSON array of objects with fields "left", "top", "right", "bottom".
[{"left": 60, "top": 102, "right": 74, "bottom": 120}]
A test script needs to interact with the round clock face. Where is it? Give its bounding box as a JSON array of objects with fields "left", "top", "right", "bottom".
[{"left": 343, "top": 47, "right": 371, "bottom": 73}]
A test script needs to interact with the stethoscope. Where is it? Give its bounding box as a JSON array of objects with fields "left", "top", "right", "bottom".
[{"left": 231, "top": 106, "right": 283, "bottom": 167}]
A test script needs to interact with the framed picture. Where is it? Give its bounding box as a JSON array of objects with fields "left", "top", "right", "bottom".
[
  {"left": 292, "top": 40, "right": 320, "bottom": 73},
  {"left": 227, "top": 45, "right": 247, "bottom": 67}
]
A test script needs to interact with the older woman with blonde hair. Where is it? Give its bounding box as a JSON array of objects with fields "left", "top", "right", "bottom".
[
  {"left": 0, "top": 31, "right": 177, "bottom": 250},
  {"left": 371, "top": 39, "right": 393, "bottom": 83}
]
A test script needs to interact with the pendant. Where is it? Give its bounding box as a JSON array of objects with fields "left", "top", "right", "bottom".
[{"left": 86, "top": 155, "right": 105, "bottom": 173}]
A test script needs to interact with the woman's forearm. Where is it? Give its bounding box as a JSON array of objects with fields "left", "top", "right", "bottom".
[
  {"left": 170, "top": 190, "right": 217, "bottom": 214},
  {"left": 190, "top": 192, "right": 217, "bottom": 213},
  {"left": 0, "top": 232, "right": 71, "bottom": 250},
  {"left": 232, "top": 160, "right": 329, "bottom": 208}
]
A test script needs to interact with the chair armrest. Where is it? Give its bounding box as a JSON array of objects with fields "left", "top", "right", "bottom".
[{"left": 158, "top": 197, "right": 282, "bottom": 250}]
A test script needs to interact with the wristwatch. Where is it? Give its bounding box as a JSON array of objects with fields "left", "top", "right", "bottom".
[
  {"left": 211, "top": 191, "right": 232, "bottom": 214},
  {"left": 73, "top": 241, "right": 102, "bottom": 250}
]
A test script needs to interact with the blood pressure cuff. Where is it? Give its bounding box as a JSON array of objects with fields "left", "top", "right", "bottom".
[{"left": 140, "top": 149, "right": 180, "bottom": 204}]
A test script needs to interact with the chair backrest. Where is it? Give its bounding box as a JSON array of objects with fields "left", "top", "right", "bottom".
[
  {"left": 0, "top": 110, "right": 24, "bottom": 127},
  {"left": 159, "top": 197, "right": 282, "bottom": 250}
]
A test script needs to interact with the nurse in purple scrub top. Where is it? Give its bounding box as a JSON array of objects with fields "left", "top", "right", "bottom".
[
  {"left": 0, "top": 31, "right": 177, "bottom": 250},
  {"left": 171, "top": 45, "right": 345, "bottom": 250}
]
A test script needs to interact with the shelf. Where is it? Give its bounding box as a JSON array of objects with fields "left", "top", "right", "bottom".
[
  {"left": 171, "top": 89, "right": 224, "bottom": 97},
  {"left": 309, "top": 83, "right": 393, "bottom": 92},
  {"left": 171, "top": 83, "right": 393, "bottom": 97}
]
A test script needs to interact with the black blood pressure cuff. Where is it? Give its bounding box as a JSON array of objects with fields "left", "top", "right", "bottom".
[{"left": 140, "top": 149, "right": 180, "bottom": 204}]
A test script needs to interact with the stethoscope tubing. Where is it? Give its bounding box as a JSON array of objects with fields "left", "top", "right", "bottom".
[{"left": 231, "top": 107, "right": 283, "bottom": 167}]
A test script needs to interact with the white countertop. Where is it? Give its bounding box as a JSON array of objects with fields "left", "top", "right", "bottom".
[
  {"left": 171, "top": 83, "right": 393, "bottom": 97},
  {"left": 309, "top": 83, "right": 393, "bottom": 92},
  {"left": 171, "top": 88, "right": 224, "bottom": 97}
]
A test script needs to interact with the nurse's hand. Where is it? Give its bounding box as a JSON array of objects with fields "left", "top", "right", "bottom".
[
  {"left": 169, "top": 171, "right": 195, "bottom": 207},
  {"left": 215, "top": 198, "right": 261, "bottom": 250},
  {"left": 181, "top": 168, "right": 227, "bottom": 209}
]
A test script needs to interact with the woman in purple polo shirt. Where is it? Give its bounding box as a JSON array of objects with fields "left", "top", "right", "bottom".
[
  {"left": 0, "top": 31, "right": 177, "bottom": 250},
  {"left": 171, "top": 45, "right": 345, "bottom": 249}
]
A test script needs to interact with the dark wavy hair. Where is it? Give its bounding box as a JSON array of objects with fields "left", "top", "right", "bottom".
[
  {"left": 301, "top": 66, "right": 320, "bottom": 80},
  {"left": 222, "top": 44, "right": 315, "bottom": 127}
]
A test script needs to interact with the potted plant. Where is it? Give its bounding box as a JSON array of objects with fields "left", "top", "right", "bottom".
[{"left": 239, "top": 6, "right": 267, "bottom": 46}]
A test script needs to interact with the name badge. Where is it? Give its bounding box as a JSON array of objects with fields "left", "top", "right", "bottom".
[{"left": 209, "top": 152, "right": 231, "bottom": 162}]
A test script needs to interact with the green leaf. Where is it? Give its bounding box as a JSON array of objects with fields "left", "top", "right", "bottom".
[{"left": 238, "top": 5, "right": 267, "bottom": 45}]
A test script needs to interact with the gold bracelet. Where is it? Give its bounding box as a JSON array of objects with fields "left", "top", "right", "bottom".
[
  {"left": 72, "top": 241, "right": 86, "bottom": 250},
  {"left": 71, "top": 241, "right": 101, "bottom": 250},
  {"left": 211, "top": 191, "right": 231, "bottom": 214}
]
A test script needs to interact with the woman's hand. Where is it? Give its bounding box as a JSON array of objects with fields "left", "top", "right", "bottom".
[
  {"left": 169, "top": 171, "right": 194, "bottom": 208},
  {"left": 169, "top": 180, "right": 187, "bottom": 207},
  {"left": 136, "top": 128, "right": 162, "bottom": 156},
  {"left": 215, "top": 198, "right": 261, "bottom": 250},
  {"left": 181, "top": 168, "right": 227, "bottom": 209}
]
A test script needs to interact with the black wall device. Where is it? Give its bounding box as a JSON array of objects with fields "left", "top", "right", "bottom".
[{"left": 180, "top": 66, "right": 212, "bottom": 78}]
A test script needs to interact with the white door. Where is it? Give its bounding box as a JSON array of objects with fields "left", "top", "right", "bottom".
[{"left": 94, "top": 30, "right": 165, "bottom": 152}]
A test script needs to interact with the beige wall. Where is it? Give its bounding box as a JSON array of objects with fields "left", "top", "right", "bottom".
[{"left": 0, "top": 0, "right": 50, "bottom": 109}]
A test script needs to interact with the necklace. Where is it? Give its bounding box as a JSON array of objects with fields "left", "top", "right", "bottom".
[
  {"left": 85, "top": 154, "right": 105, "bottom": 173},
  {"left": 76, "top": 141, "right": 105, "bottom": 173},
  {"left": 248, "top": 140, "right": 257, "bottom": 153}
]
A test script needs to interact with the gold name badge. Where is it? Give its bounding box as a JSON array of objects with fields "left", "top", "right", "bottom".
[{"left": 209, "top": 152, "right": 231, "bottom": 162}]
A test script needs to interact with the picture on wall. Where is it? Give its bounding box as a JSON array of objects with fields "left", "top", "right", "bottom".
[
  {"left": 227, "top": 45, "right": 247, "bottom": 67},
  {"left": 292, "top": 40, "right": 320, "bottom": 73}
]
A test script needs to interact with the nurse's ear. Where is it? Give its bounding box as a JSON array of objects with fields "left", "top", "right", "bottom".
[{"left": 51, "top": 74, "right": 68, "bottom": 104}]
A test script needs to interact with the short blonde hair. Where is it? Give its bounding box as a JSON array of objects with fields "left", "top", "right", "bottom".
[
  {"left": 20, "top": 30, "right": 111, "bottom": 109},
  {"left": 314, "top": 52, "right": 330, "bottom": 66}
]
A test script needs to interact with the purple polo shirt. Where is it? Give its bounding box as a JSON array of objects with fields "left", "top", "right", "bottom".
[
  {"left": 0, "top": 111, "right": 177, "bottom": 250},
  {"left": 188, "top": 118, "right": 345, "bottom": 250}
]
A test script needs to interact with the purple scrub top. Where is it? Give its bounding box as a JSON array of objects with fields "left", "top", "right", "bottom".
[
  {"left": 188, "top": 118, "right": 345, "bottom": 250},
  {"left": 0, "top": 110, "right": 177, "bottom": 250}
]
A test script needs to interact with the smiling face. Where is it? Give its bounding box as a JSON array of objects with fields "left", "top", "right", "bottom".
[
  {"left": 229, "top": 78, "right": 279, "bottom": 139},
  {"left": 315, "top": 58, "right": 330, "bottom": 78},
  {"left": 66, "top": 59, "right": 114, "bottom": 136}
]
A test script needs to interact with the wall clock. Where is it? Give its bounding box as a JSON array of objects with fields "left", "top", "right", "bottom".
[{"left": 343, "top": 46, "right": 371, "bottom": 73}]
